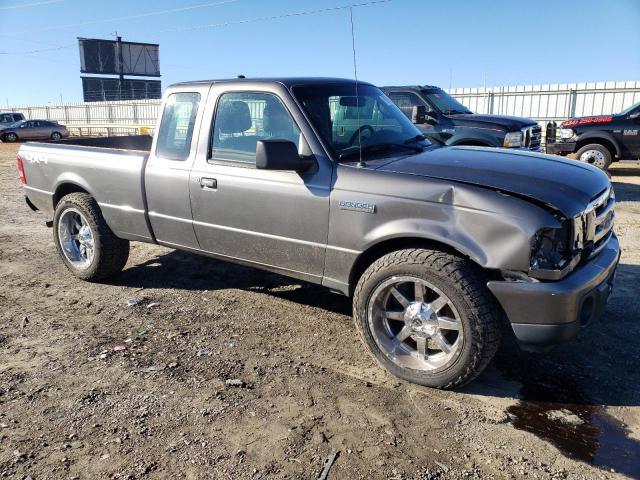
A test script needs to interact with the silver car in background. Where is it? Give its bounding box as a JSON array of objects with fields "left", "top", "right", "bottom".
[{"left": 0, "top": 119, "right": 70, "bottom": 142}]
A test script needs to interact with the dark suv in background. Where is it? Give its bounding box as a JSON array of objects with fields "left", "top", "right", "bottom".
[{"left": 381, "top": 85, "right": 542, "bottom": 151}]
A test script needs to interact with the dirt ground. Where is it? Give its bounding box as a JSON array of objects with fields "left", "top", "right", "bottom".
[{"left": 1, "top": 142, "right": 639, "bottom": 480}]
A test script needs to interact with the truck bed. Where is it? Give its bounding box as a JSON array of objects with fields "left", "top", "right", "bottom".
[
  {"left": 55, "top": 134, "right": 153, "bottom": 151},
  {"left": 19, "top": 136, "right": 154, "bottom": 242}
]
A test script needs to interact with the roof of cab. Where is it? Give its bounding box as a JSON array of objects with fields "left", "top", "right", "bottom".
[
  {"left": 381, "top": 85, "right": 441, "bottom": 90},
  {"left": 168, "top": 77, "right": 373, "bottom": 89}
]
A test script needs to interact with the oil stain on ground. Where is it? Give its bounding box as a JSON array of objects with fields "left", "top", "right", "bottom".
[{"left": 499, "top": 354, "right": 640, "bottom": 478}]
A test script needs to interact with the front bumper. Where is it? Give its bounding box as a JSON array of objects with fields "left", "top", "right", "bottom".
[
  {"left": 487, "top": 233, "right": 620, "bottom": 350},
  {"left": 546, "top": 141, "right": 576, "bottom": 156}
]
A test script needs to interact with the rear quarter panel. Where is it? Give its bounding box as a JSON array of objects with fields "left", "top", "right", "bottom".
[{"left": 19, "top": 143, "right": 153, "bottom": 242}]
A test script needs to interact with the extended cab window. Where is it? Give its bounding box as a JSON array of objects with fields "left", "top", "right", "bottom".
[
  {"left": 156, "top": 92, "right": 200, "bottom": 161},
  {"left": 210, "top": 92, "right": 300, "bottom": 164}
]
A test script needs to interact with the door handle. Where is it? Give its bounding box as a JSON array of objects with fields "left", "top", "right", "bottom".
[{"left": 200, "top": 177, "right": 217, "bottom": 189}]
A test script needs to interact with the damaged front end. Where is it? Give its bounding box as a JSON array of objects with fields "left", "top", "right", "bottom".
[
  {"left": 528, "top": 223, "right": 580, "bottom": 281},
  {"left": 524, "top": 186, "right": 616, "bottom": 282}
]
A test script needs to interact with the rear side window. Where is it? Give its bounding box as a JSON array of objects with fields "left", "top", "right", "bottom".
[{"left": 156, "top": 92, "right": 200, "bottom": 161}]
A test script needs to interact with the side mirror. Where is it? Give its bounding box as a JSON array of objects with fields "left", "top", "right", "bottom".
[
  {"left": 411, "top": 105, "right": 427, "bottom": 124},
  {"left": 256, "top": 139, "right": 314, "bottom": 172},
  {"left": 412, "top": 105, "right": 437, "bottom": 125}
]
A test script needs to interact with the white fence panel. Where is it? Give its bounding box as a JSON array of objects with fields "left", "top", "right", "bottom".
[{"left": 5, "top": 81, "right": 639, "bottom": 140}]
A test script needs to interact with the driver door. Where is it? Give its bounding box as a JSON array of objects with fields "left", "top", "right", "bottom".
[
  {"left": 621, "top": 108, "right": 640, "bottom": 158},
  {"left": 189, "top": 88, "right": 332, "bottom": 282}
]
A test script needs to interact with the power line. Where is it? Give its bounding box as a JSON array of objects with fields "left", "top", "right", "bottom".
[
  {"left": 0, "top": 43, "right": 75, "bottom": 55},
  {"left": 153, "top": 0, "right": 393, "bottom": 34},
  {"left": 0, "top": 0, "right": 63, "bottom": 11},
  {"left": 0, "top": 0, "right": 239, "bottom": 36}
]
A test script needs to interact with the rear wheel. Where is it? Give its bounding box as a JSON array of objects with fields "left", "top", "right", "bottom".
[
  {"left": 353, "top": 248, "right": 501, "bottom": 389},
  {"left": 51, "top": 132, "right": 62, "bottom": 141},
  {"left": 53, "top": 193, "right": 129, "bottom": 281},
  {"left": 575, "top": 143, "right": 612, "bottom": 170}
]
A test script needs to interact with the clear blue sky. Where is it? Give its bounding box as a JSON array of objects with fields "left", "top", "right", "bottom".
[{"left": 0, "top": 0, "right": 639, "bottom": 106}]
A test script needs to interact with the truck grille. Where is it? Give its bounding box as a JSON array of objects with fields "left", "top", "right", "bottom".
[
  {"left": 522, "top": 125, "right": 542, "bottom": 151},
  {"left": 573, "top": 187, "right": 615, "bottom": 259}
]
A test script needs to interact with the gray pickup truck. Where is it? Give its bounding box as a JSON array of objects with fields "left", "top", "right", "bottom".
[{"left": 18, "top": 78, "right": 619, "bottom": 389}]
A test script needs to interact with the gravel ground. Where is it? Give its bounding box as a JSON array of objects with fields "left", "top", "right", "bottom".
[{"left": 1, "top": 142, "right": 639, "bottom": 480}]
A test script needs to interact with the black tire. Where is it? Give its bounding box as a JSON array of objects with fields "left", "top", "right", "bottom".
[
  {"left": 51, "top": 132, "right": 62, "bottom": 141},
  {"left": 53, "top": 192, "right": 129, "bottom": 281},
  {"left": 353, "top": 248, "right": 501, "bottom": 389},
  {"left": 575, "top": 143, "right": 612, "bottom": 171},
  {"left": 4, "top": 132, "right": 18, "bottom": 143}
]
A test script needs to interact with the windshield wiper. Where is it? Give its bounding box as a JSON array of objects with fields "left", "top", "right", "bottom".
[
  {"left": 403, "top": 134, "right": 428, "bottom": 144},
  {"left": 443, "top": 109, "right": 470, "bottom": 115},
  {"left": 339, "top": 142, "right": 423, "bottom": 160}
]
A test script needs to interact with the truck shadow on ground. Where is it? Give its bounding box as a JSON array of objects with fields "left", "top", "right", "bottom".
[
  {"left": 113, "top": 251, "right": 640, "bottom": 477},
  {"left": 612, "top": 179, "right": 640, "bottom": 202},
  {"left": 113, "top": 249, "right": 353, "bottom": 316}
]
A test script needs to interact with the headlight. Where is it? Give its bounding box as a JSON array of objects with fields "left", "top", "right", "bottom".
[
  {"left": 503, "top": 131, "right": 522, "bottom": 148},
  {"left": 529, "top": 225, "right": 580, "bottom": 280},
  {"left": 559, "top": 128, "right": 575, "bottom": 140}
]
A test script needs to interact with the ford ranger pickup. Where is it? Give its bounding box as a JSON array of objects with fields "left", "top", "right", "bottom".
[{"left": 17, "top": 78, "right": 619, "bottom": 389}]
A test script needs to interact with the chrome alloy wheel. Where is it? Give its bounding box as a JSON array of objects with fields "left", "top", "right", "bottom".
[
  {"left": 367, "top": 276, "right": 464, "bottom": 372},
  {"left": 58, "top": 208, "right": 94, "bottom": 268},
  {"left": 580, "top": 149, "right": 607, "bottom": 169}
]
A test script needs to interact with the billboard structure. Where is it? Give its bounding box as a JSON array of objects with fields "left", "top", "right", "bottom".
[
  {"left": 78, "top": 37, "right": 161, "bottom": 102},
  {"left": 81, "top": 77, "right": 162, "bottom": 102}
]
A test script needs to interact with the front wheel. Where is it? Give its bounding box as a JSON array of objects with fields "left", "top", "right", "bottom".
[
  {"left": 4, "top": 132, "right": 18, "bottom": 143},
  {"left": 575, "top": 143, "right": 612, "bottom": 171},
  {"left": 53, "top": 192, "right": 129, "bottom": 281},
  {"left": 353, "top": 248, "right": 501, "bottom": 389}
]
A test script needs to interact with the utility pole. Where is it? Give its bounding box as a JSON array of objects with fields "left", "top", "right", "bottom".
[{"left": 116, "top": 35, "right": 124, "bottom": 101}]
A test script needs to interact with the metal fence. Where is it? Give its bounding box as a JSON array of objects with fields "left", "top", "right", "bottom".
[
  {"left": 448, "top": 80, "right": 640, "bottom": 139},
  {"left": 4, "top": 99, "right": 161, "bottom": 136},
  {"left": 4, "top": 80, "right": 640, "bottom": 138}
]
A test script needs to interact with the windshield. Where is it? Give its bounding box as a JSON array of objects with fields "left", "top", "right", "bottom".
[
  {"left": 620, "top": 101, "right": 640, "bottom": 115},
  {"left": 8, "top": 120, "right": 25, "bottom": 128},
  {"left": 421, "top": 89, "right": 472, "bottom": 115},
  {"left": 293, "top": 83, "right": 429, "bottom": 160}
]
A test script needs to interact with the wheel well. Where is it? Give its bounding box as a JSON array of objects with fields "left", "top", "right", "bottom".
[
  {"left": 348, "top": 237, "right": 475, "bottom": 296},
  {"left": 53, "top": 183, "right": 89, "bottom": 208},
  {"left": 576, "top": 138, "right": 617, "bottom": 160}
]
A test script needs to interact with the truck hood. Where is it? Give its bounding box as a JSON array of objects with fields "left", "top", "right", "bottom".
[
  {"left": 449, "top": 113, "right": 537, "bottom": 131},
  {"left": 374, "top": 146, "right": 609, "bottom": 218}
]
